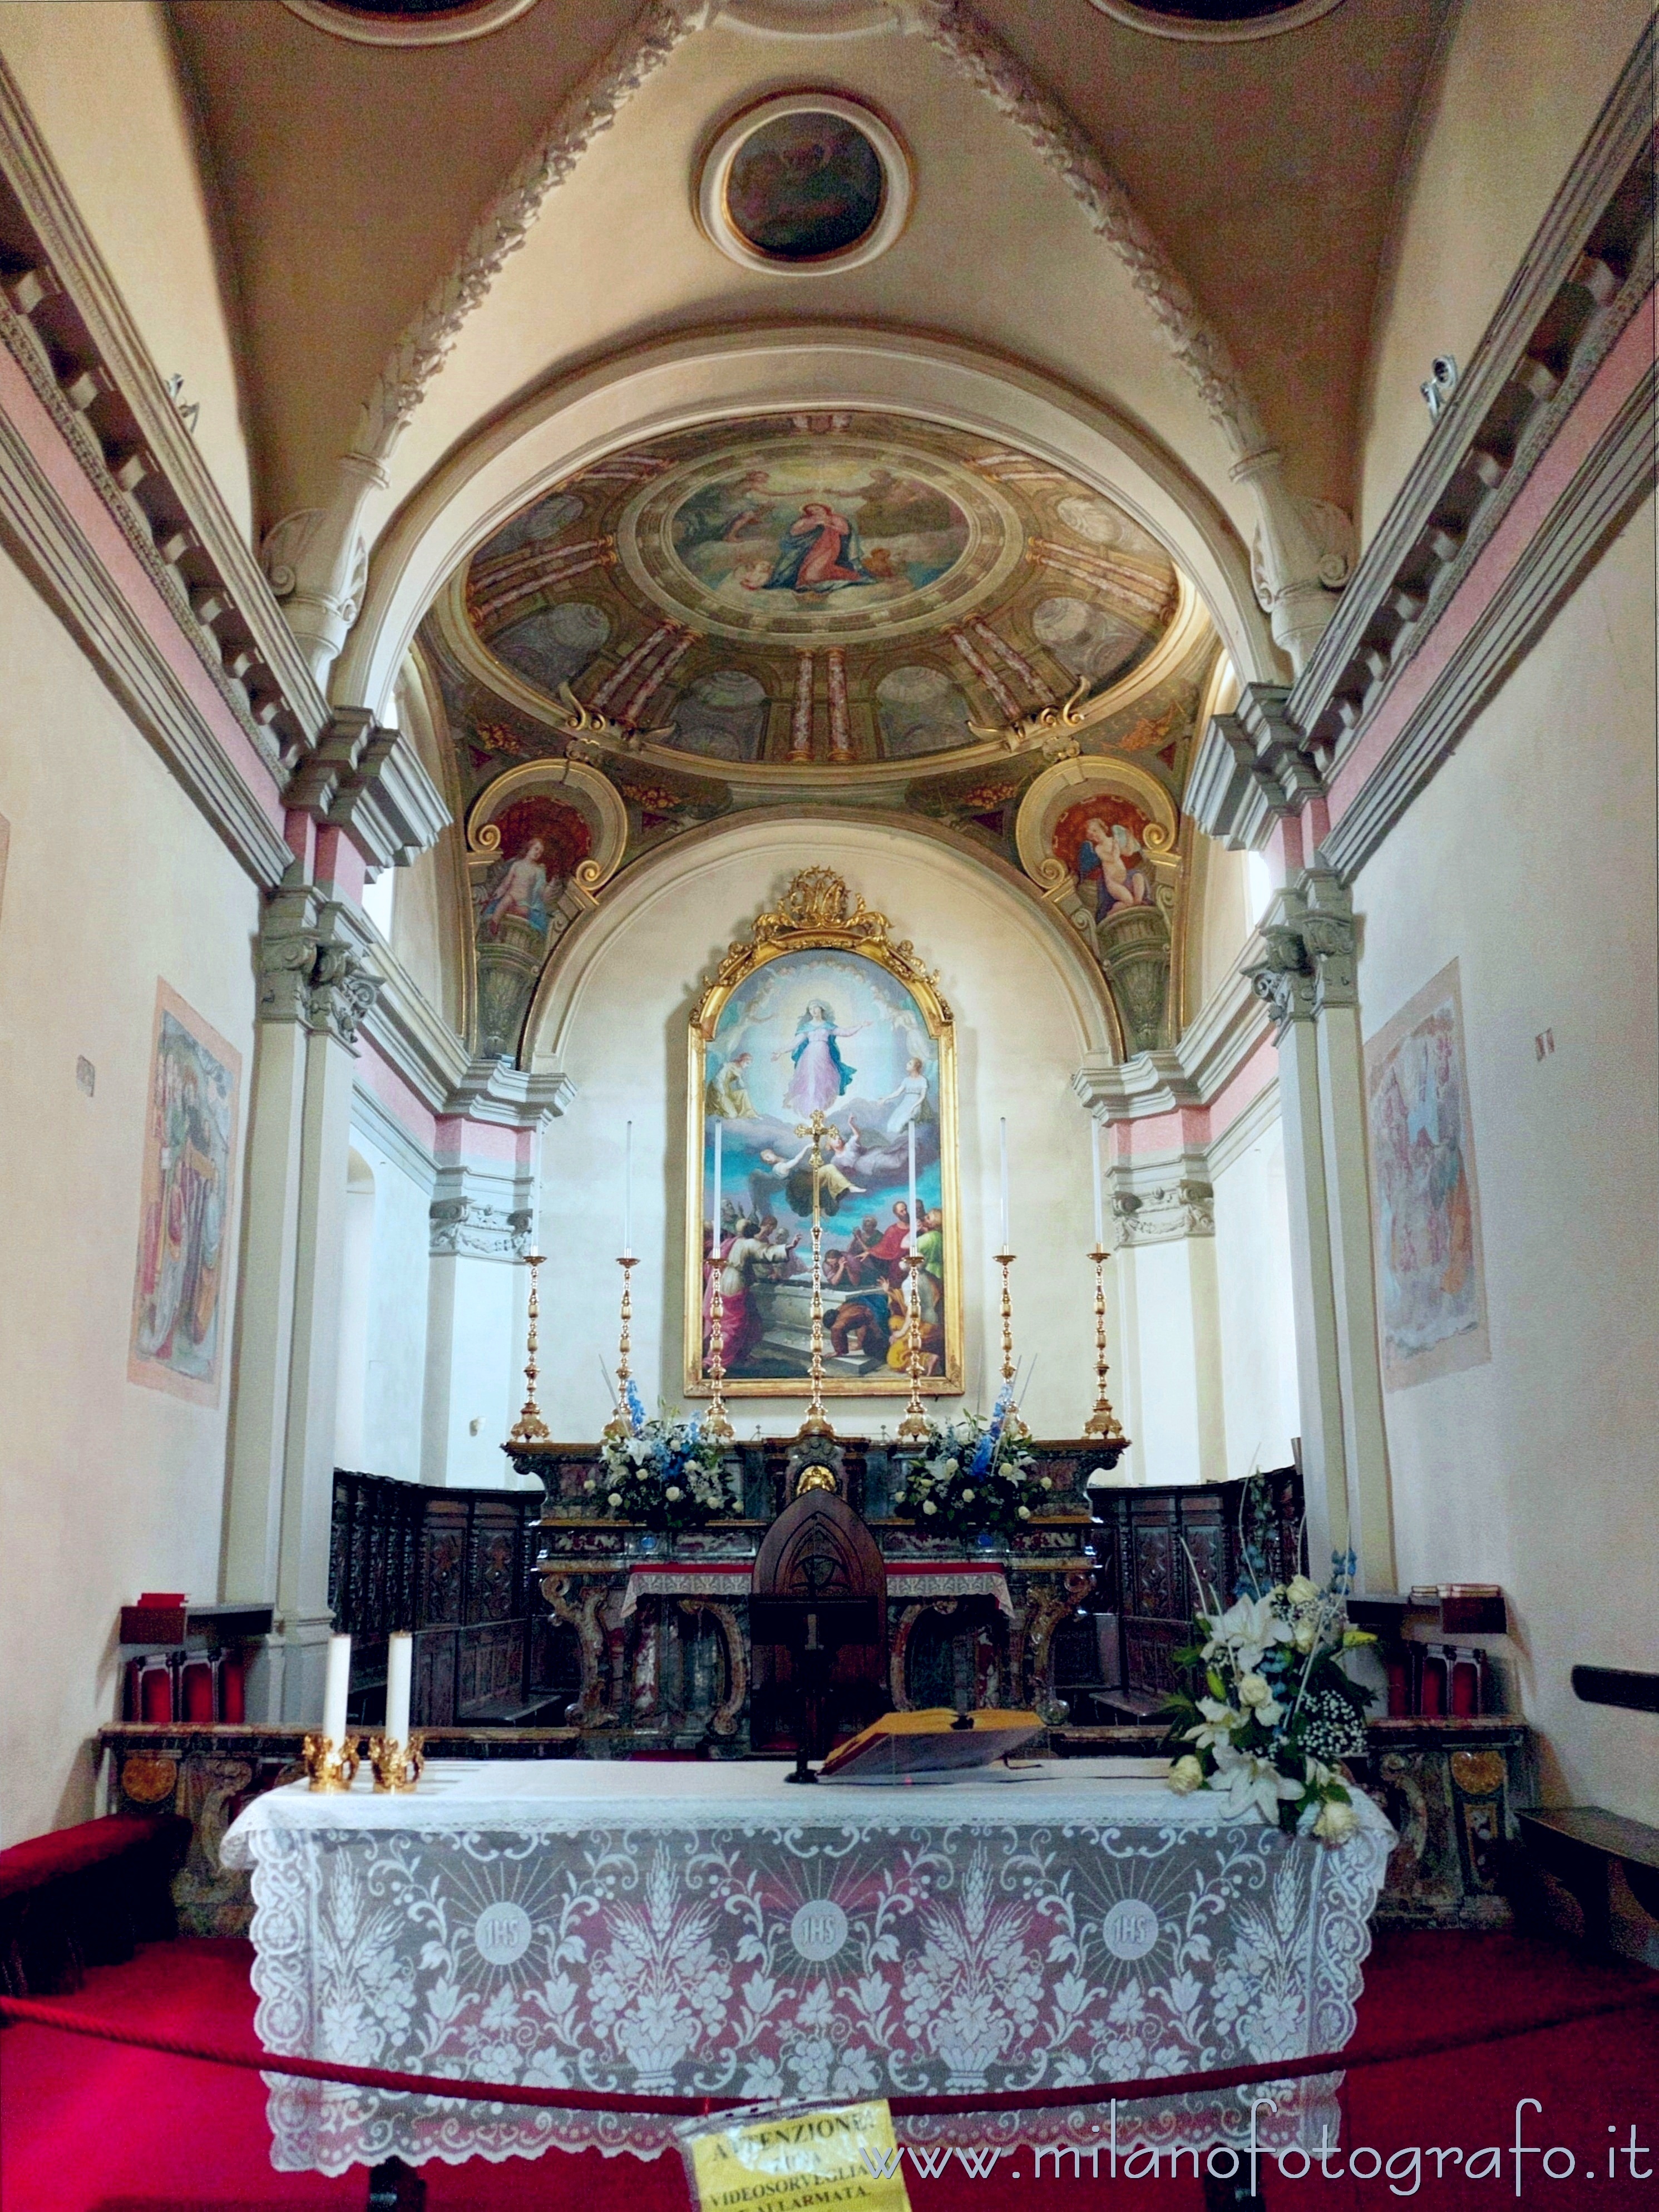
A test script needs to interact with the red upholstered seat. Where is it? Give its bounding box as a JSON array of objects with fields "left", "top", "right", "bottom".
[{"left": 0, "top": 1817, "right": 184, "bottom": 1902}]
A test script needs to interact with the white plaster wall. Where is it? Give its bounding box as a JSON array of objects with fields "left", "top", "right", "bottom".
[
  {"left": 345, "top": 1117, "right": 432, "bottom": 1486},
  {"left": 0, "top": 0, "right": 255, "bottom": 541},
  {"left": 1357, "top": 0, "right": 1651, "bottom": 541},
  {"left": 1212, "top": 1108, "right": 1300, "bottom": 1484},
  {"left": 1352, "top": 497, "right": 1659, "bottom": 1823},
  {"left": 0, "top": 542, "right": 258, "bottom": 1843},
  {"left": 532, "top": 822, "right": 1110, "bottom": 1442},
  {"left": 1111, "top": 1235, "right": 1223, "bottom": 1488},
  {"left": 424, "top": 1245, "right": 530, "bottom": 1489}
]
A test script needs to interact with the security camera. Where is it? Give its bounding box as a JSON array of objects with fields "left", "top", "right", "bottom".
[{"left": 1420, "top": 354, "right": 1459, "bottom": 421}]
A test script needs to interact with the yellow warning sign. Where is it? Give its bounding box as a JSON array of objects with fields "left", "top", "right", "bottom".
[{"left": 685, "top": 2099, "right": 912, "bottom": 2212}]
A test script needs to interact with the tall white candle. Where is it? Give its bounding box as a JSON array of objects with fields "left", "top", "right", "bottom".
[
  {"left": 1092, "top": 1117, "right": 1104, "bottom": 1250},
  {"left": 907, "top": 1120, "right": 917, "bottom": 1252},
  {"left": 384, "top": 1631, "right": 412, "bottom": 1746},
  {"left": 712, "top": 1121, "right": 722, "bottom": 1262},
  {"left": 322, "top": 1632, "right": 351, "bottom": 1744},
  {"left": 998, "top": 1117, "right": 1010, "bottom": 1252},
  {"left": 623, "top": 1119, "right": 633, "bottom": 1257}
]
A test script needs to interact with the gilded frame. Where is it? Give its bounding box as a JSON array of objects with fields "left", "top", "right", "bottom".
[{"left": 684, "top": 868, "right": 963, "bottom": 1399}]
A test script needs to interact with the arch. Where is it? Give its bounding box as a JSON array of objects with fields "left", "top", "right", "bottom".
[
  {"left": 520, "top": 808, "right": 1122, "bottom": 1073},
  {"left": 334, "top": 324, "right": 1275, "bottom": 722}
]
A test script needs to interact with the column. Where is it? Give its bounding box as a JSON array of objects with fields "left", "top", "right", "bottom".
[
  {"left": 422, "top": 1143, "right": 539, "bottom": 1488},
  {"left": 1301, "top": 870, "right": 1396, "bottom": 1588},
  {"left": 1242, "top": 913, "right": 1352, "bottom": 1576},
  {"left": 221, "top": 883, "right": 382, "bottom": 1719}
]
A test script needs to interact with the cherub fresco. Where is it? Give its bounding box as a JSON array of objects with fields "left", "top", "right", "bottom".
[{"left": 1053, "top": 797, "right": 1157, "bottom": 922}]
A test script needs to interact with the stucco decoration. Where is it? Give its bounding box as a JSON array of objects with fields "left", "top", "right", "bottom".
[
  {"left": 1016, "top": 756, "right": 1179, "bottom": 1054},
  {"left": 452, "top": 412, "right": 1179, "bottom": 770},
  {"left": 463, "top": 759, "right": 628, "bottom": 1058}
]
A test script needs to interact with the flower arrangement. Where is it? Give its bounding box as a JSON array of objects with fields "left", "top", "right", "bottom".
[
  {"left": 585, "top": 1380, "right": 736, "bottom": 1532},
  {"left": 1162, "top": 1548, "right": 1376, "bottom": 1844},
  {"left": 893, "top": 1381, "right": 1053, "bottom": 1538}
]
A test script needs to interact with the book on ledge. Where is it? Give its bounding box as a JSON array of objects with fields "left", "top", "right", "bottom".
[{"left": 817, "top": 1707, "right": 1044, "bottom": 1784}]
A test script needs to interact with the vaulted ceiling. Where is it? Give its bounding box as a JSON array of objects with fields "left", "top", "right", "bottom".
[{"left": 168, "top": 0, "right": 1449, "bottom": 541}]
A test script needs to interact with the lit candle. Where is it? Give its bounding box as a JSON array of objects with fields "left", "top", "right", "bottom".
[
  {"left": 1092, "top": 1117, "right": 1104, "bottom": 1250},
  {"left": 712, "top": 1121, "right": 723, "bottom": 1264},
  {"left": 998, "top": 1117, "right": 1010, "bottom": 1253},
  {"left": 322, "top": 1632, "right": 351, "bottom": 1745},
  {"left": 384, "top": 1631, "right": 412, "bottom": 1746},
  {"left": 907, "top": 1120, "right": 917, "bottom": 1252},
  {"left": 623, "top": 1119, "right": 633, "bottom": 1257}
]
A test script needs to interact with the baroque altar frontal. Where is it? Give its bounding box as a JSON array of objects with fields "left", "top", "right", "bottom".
[{"left": 221, "top": 1757, "right": 1393, "bottom": 2171}]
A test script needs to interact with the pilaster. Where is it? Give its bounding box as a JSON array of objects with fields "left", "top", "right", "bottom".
[
  {"left": 1241, "top": 906, "right": 1352, "bottom": 1574},
  {"left": 423, "top": 1142, "right": 541, "bottom": 1489}
]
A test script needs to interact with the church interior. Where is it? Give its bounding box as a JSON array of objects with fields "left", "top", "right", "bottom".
[{"left": 0, "top": 1, "right": 1655, "bottom": 2206}]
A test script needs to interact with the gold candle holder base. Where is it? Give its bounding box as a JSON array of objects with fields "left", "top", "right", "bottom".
[
  {"left": 1083, "top": 1242, "right": 1127, "bottom": 1446},
  {"left": 604, "top": 1253, "right": 639, "bottom": 1439},
  {"left": 367, "top": 1732, "right": 426, "bottom": 1793},
  {"left": 302, "top": 1733, "right": 361, "bottom": 1792}
]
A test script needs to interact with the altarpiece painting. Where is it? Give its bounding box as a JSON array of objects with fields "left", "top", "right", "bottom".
[
  {"left": 128, "top": 981, "right": 241, "bottom": 1404},
  {"left": 685, "top": 870, "right": 962, "bottom": 1398},
  {"left": 1366, "top": 959, "right": 1489, "bottom": 1389}
]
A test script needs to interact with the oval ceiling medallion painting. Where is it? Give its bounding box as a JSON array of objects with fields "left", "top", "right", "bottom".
[
  {"left": 1088, "top": 0, "right": 1346, "bottom": 39},
  {"left": 699, "top": 95, "right": 910, "bottom": 274},
  {"left": 280, "top": 0, "right": 540, "bottom": 43},
  {"left": 455, "top": 412, "right": 1184, "bottom": 772}
]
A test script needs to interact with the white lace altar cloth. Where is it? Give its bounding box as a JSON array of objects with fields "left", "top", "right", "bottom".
[{"left": 221, "top": 1760, "right": 1391, "bottom": 2174}]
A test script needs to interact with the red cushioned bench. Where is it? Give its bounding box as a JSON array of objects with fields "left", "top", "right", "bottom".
[{"left": 0, "top": 1814, "right": 189, "bottom": 1999}]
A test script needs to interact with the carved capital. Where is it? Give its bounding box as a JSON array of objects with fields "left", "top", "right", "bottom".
[
  {"left": 255, "top": 887, "right": 379, "bottom": 1044},
  {"left": 1242, "top": 923, "right": 1317, "bottom": 1030},
  {"left": 1112, "top": 1177, "right": 1216, "bottom": 1246},
  {"left": 429, "top": 1196, "right": 532, "bottom": 1260},
  {"left": 309, "top": 939, "right": 381, "bottom": 1048}
]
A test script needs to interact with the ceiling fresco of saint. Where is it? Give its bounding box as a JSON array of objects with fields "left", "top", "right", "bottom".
[
  {"left": 445, "top": 412, "right": 1186, "bottom": 773},
  {"left": 421, "top": 412, "right": 1221, "bottom": 1070}
]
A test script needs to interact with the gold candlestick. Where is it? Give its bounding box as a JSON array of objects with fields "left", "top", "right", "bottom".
[
  {"left": 367, "top": 1731, "right": 426, "bottom": 1794},
  {"left": 703, "top": 1235, "right": 734, "bottom": 1443},
  {"left": 302, "top": 1733, "right": 360, "bottom": 1792},
  {"left": 995, "top": 1247, "right": 1026, "bottom": 1434},
  {"left": 897, "top": 1248, "right": 929, "bottom": 1441},
  {"left": 603, "top": 1253, "right": 639, "bottom": 1440},
  {"left": 507, "top": 1250, "right": 550, "bottom": 1445},
  {"left": 1083, "top": 1244, "right": 1127, "bottom": 1442},
  {"left": 794, "top": 1110, "right": 837, "bottom": 1439}
]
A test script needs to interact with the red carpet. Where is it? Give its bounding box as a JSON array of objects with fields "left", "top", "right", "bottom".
[{"left": 1, "top": 1932, "right": 1653, "bottom": 2210}]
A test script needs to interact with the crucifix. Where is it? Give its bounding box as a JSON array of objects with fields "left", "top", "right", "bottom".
[{"left": 794, "top": 1109, "right": 840, "bottom": 1439}]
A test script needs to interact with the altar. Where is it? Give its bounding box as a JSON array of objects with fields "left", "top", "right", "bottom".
[
  {"left": 221, "top": 1756, "right": 1394, "bottom": 2174},
  {"left": 505, "top": 1434, "right": 1109, "bottom": 1754}
]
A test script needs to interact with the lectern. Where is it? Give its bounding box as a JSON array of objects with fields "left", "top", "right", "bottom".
[{"left": 751, "top": 1477, "right": 886, "bottom": 1781}]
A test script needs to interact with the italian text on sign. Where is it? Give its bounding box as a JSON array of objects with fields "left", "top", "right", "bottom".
[{"left": 684, "top": 2099, "right": 912, "bottom": 2212}]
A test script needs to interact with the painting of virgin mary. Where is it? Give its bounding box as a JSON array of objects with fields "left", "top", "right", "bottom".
[
  {"left": 780, "top": 999, "right": 864, "bottom": 1116},
  {"left": 749, "top": 503, "right": 873, "bottom": 596}
]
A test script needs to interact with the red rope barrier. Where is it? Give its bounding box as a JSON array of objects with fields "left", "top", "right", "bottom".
[{"left": 2, "top": 1983, "right": 1655, "bottom": 2121}]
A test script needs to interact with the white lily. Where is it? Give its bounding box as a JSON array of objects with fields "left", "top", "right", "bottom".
[
  {"left": 1186, "top": 1697, "right": 1243, "bottom": 1752},
  {"left": 1211, "top": 1742, "right": 1302, "bottom": 1823},
  {"left": 1212, "top": 1592, "right": 1294, "bottom": 1676}
]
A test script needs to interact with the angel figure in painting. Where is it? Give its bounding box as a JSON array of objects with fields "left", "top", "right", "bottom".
[
  {"left": 480, "top": 836, "right": 552, "bottom": 937},
  {"left": 1077, "top": 816, "right": 1152, "bottom": 921},
  {"left": 877, "top": 1056, "right": 931, "bottom": 1138},
  {"left": 747, "top": 502, "right": 873, "bottom": 596},
  {"left": 777, "top": 1000, "right": 866, "bottom": 1117}
]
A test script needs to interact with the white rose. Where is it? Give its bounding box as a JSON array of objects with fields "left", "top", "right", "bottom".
[
  {"left": 665, "top": 1485, "right": 682, "bottom": 1502},
  {"left": 1287, "top": 1575, "right": 1320, "bottom": 1606},
  {"left": 1295, "top": 1621, "right": 1317, "bottom": 1651},
  {"left": 1238, "top": 1673, "right": 1273, "bottom": 1709},
  {"left": 1313, "top": 1797, "right": 1359, "bottom": 1844},
  {"left": 922, "top": 1500, "right": 937, "bottom": 1516},
  {"left": 607, "top": 1492, "right": 623, "bottom": 1507},
  {"left": 1168, "top": 1754, "right": 1204, "bottom": 1795},
  {"left": 961, "top": 1488, "right": 975, "bottom": 1503},
  {"left": 1040, "top": 1475, "right": 1053, "bottom": 1489},
  {"left": 1017, "top": 1505, "right": 1031, "bottom": 1520}
]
